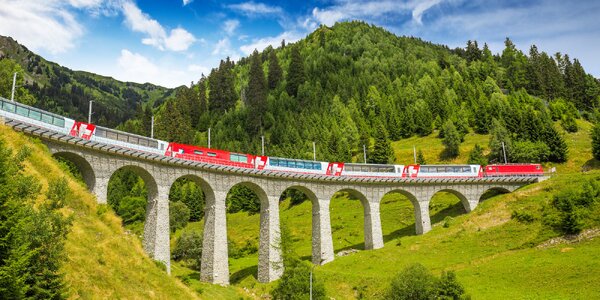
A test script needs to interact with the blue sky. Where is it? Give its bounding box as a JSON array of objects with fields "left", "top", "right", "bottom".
[{"left": 1, "top": 0, "right": 599, "bottom": 88}]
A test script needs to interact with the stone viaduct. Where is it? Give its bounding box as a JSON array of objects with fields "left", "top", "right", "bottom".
[{"left": 2, "top": 118, "right": 543, "bottom": 285}]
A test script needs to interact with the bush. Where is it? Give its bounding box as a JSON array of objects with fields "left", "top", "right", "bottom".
[
  {"left": 385, "top": 263, "right": 468, "bottom": 300},
  {"left": 510, "top": 141, "right": 550, "bottom": 163},
  {"left": 386, "top": 263, "right": 437, "bottom": 300},
  {"left": 592, "top": 122, "right": 600, "bottom": 160},
  {"left": 467, "top": 144, "right": 487, "bottom": 166},
  {"left": 117, "top": 196, "right": 146, "bottom": 225},
  {"left": 271, "top": 259, "right": 326, "bottom": 300},
  {"left": 172, "top": 231, "right": 202, "bottom": 270},
  {"left": 544, "top": 179, "right": 600, "bottom": 234},
  {"left": 511, "top": 210, "right": 535, "bottom": 223},
  {"left": 169, "top": 201, "right": 190, "bottom": 232},
  {"left": 560, "top": 114, "right": 578, "bottom": 133}
]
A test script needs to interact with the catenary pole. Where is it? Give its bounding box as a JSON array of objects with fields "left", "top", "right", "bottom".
[
  {"left": 10, "top": 72, "right": 17, "bottom": 102},
  {"left": 88, "top": 100, "right": 93, "bottom": 123}
]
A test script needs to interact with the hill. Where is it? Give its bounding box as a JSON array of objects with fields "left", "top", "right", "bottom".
[
  {"left": 0, "top": 35, "right": 176, "bottom": 128},
  {"left": 0, "top": 124, "right": 203, "bottom": 298}
]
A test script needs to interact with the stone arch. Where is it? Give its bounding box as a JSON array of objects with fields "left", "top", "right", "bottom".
[
  {"left": 279, "top": 183, "right": 334, "bottom": 265},
  {"left": 433, "top": 188, "right": 470, "bottom": 213},
  {"left": 336, "top": 188, "right": 383, "bottom": 250},
  {"left": 480, "top": 186, "right": 512, "bottom": 202},
  {"left": 109, "top": 165, "right": 158, "bottom": 202},
  {"left": 169, "top": 174, "right": 216, "bottom": 209},
  {"left": 381, "top": 188, "right": 429, "bottom": 236},
  {"left": 225, "top": 180, "right": 282, "bottom": 283},
  {"left": 52, "top": 151, "right": 95, "bottom": 191}
]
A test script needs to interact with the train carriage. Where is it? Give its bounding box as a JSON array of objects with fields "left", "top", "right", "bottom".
[
  {"left": 341, "top": 163, "right": 404, "bottom": 177},
  {"left": 484, "top": 164, "right": 544, "bottom": 177},
  {"left": 405, "top": 164, "right": 482, "bottom": 178},
  {"left": 166, "top": 143, "right": 257, "bottom": 168}
]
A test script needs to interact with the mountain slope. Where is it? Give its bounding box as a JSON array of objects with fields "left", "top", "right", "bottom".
[
  {"left": 0, "top": 35, "right": 176, "bottom": 127},
  {"left": 0, "top": 124, "right": 199, "bottom": 299}
]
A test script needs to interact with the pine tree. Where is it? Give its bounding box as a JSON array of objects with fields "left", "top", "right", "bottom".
[
  {"left": 488, "top": 119, "right": 512, "bottom": 163},
  {"left": 442, "top": 120, "right": 461, "bottom": 158},
  {"left": 286, "top": 45, "right": 306, "bottom": 97},
  {"left": 208, "top": 58, "right": 236, "bottom": 112},
  {"left": 267, "top": 50, "right": 283, "bottom": 89},
  {"left": 541, "top": 123, "right": 568, "bottom": 162},
  {"left": 592, "top": 122, "right": 600, "bottom": 160},
  {"left": 142, "top": 105, "right": 153, "bottom": 137},
  {"left": 416, "top": 149, "right": 426, "bottom": 164},
  {"left": 468, "top": 144, "right": 487, "bottom": 165},
  {"left": 368, "top": 122, "right": 394, "bottom": 164},
  {"left": 246, "top": 50, "right": 268, "bottom": 135}
]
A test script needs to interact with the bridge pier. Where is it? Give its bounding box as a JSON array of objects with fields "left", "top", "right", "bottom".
[
  {"left": 143, "top": 184, "right": 171, "bottom": 274},
  {"left": 258, "top": 195, "right": 283, "bottom": 282},
  {"left": 312, "top": 198, "right": 334, "bottom": 265},
  {"left": 92, "top": 175, "right": 110, "bottom": 204},
  {"left": 414, "top": 199, "right": 432, "bottom": 235},
  {"left": 363, "top": 200, "right": 383, "bottom": 250},
  {"left": 200, "top": 190, "right": 230, "bottom": 285}
]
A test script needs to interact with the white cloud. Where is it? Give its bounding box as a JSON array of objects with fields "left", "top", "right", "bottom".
[
  {"left": 0, "top": 0, "right": 84, "bottom": 54},
  {"left": 223, "top": 19, "right": 240, "bottom": 35},
  {"left": 121, "top": 0, "right": 196, "bottom": 51},
  {"left": 227, "top": 1, "right": 283, "bottom": 16},
  {"left": 188, "top": 64, "right": 209, "bottom": 75},
  {"left": 310, "top": 0, "right": 447, "bottom": 26},
  {"left": 116, "top": 49, "right": 194, "bottom": 87},
  {"left": 182, "top": 0, "right": 193, "bottom": 6},
  {"left": 240, "top": 31, "right": 302, "bottom": 55}
]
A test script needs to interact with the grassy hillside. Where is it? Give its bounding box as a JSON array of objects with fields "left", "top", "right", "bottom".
[
  {"left": 171, "top": 119, "right": 600, "bottom": 299},
  {"left": 0, "top": 124, "right": 201, "bottom": 299}
]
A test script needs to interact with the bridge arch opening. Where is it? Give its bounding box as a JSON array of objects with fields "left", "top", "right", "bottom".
[
  {"left": 52, "top": 151, "right": 95, "bottom": 191},
  {"left": 168, "top": 175, "right": 212, "bottom": 272},
  {"left": 329, "top": 188, "right": 368, "bottom": 253},
  {"left": 429, "top": 189, "right": 469, "bottom": 226},
  {"left": 480, "top": 187, "right": 512, "bottom": 202},
  {"left": 380, "top": 189, "right": 420, "bottom": 242},
  {"left": 225, "top": 181, "right": 268, "bottom": 283},
  {"left": 277, "top": 185, "right": 318, "bottom": 263},
  {"left": 106, "top": 165, "right": 158, "bottom": 238}
]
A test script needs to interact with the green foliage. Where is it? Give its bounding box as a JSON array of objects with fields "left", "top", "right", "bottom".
[
  {"left": 442, "top": 120, "right": 461, "bottom": 159},
  {"left": 268, "top": 49, "right": 283, "bottom": 89},
  {"left": 271, "top": 259, "right": 326, "bottom": 300},
  {"left": 0, "top": 139, "right": 71, "bottom": 299},
  {"left": 286, "top": 45, "right": 306, "bottom": 98},
  {"left": 117, "top": 196, "right": 146, "bottom": 225},
  {"left": 228, "top": 239, "right": 258, "bottom": 259},
  {"left": 511, "top": 210, "right": 535, "bottom": 223},
  {"left": 169, "top": 178, "right": 204, "bottom": 222},
  {"left": 488, "top": 119, "right": 511, "bottom": 163},
  {"left": 591, "top": 122, "right": 600, "bottom": 160},
  {"left": 107, "top": 169, "right": 147, "bottom": 214},
  {"left": 510, "top": 141, "right": 550, "bottom": 163},
  {"left": 169, "top": 201, "right": 190, "bottom": 233},
  {"left": 172, "top": 231, "right": 202, "bottom": 270},
  {"left": 246, "top": 50, "right": 268, "bottom": 134},
  {"left": 226, "top": 185, "right": 260, "bottom": 214},
  {"left": 560, "top": 114, "right": 578, "bottom": 133},
  {"left": 417, "top": 149, "right": 427, "bottom": 165},
  {"left": 0, "top": 58, "right": 37, "bottom": 105},
  {"left": 385, "top": 263, "right": 467, "bottom": 300},
  {"left": 544, "top": 179, "right": 600, "bottom": 234},
  {"left": 368, "top": 122, "right": 394, "bottom": 164},
  {"left": 467, "top": 144, "right": 487, "bottom": 165}
]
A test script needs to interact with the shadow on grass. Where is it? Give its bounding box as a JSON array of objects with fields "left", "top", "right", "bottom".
[
  {"left": 480, "top": 189, "right": 508, "bottom": 201},
  {"left": 582, "top": 159, "right": 600, "bottom": 172},
  {"left": 230, "top": 265, "right": 257, "bottom": 284},
  {"left": 430, "top": 201, "right": 466, "bottom": 225},
  {"left": 383, "top": 225, "right": 415, "bottom": 243}
]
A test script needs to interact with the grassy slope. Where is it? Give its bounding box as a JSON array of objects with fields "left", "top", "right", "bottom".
[
  {"left": 0, "top": 124, "right": 199, "bottom": 299},
  {"left": 172, "top": 119, "right": 600, "bottom": 299}
]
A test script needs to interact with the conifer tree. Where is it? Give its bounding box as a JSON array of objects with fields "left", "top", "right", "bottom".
[
  {"left": 246, "top": 50, "right": 268, "bottom": 135},
  {"left": 286, "top": 45, "right": 306, "bottom": 97},
  {"left": 416, "top": 149, "right": 426, "bottom": 164},
  {"left": 442, "top": 120, "right": 461, "bottom": 158},
  {"left": 468, "top": 144, "right": 487, "bottom": 165},
  {"left": 488, "top": 119, "right": 512, "bottom": 163},
  {"left": 541, "top": 124, "right": 568, "bottom": 162},
  {"left": 268, "top": 50, "right": 283, "bottom": 90},
  {"left": 368, "top": 122, "right": 394, "bottom": 164},
  {"left": 591, "top": 122, "right": 600, "bottom": 160},
  {"left": 208, "top": 58, "right": 236, "bottom": 112}
]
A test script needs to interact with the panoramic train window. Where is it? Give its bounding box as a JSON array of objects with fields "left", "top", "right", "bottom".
[
  {"left": 29, "top": 110, "right": 41, "bottom": 120},
  {"left": 41, "top": 113, "right": 53, "bottom": 124},
  {"left": 2, "top": 101, "right": 15, "bottom": 113},
  {"left": 16, "top": 106, "right": 28, "bottom": 116},
  {"left": 230, "top": 153, "right": 246, "bottom": 162}
]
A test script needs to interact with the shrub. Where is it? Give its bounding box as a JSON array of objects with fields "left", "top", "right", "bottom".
[
  {"left": 271, "top": 259, "right": 326, "bottom": 300},
  {"left": 511, "top": 210, "right": 535, "bottom": 223},
  {"left": 169, "top": 201, "right": 190, "bottom": 232},
  {"left": 385, "top": 263, "right": 437, "bottom": 300},
  {"left": 172, "top": 231, "right": 202, "bottom": 270},
  {"left": 560, "top": 114, "right": 578, "bottom": 133},
  {"left": 510, "top": 141, "right": 550, "bottom": 163},
  {"left": 385, "top": 263, "right": 468, "bottom": 300},
  {"left": 117, "top": 196, "right": 146, "bottom": 225},
  {"left": 592, "top": 122, "right": 600, "bottom": 160}
]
